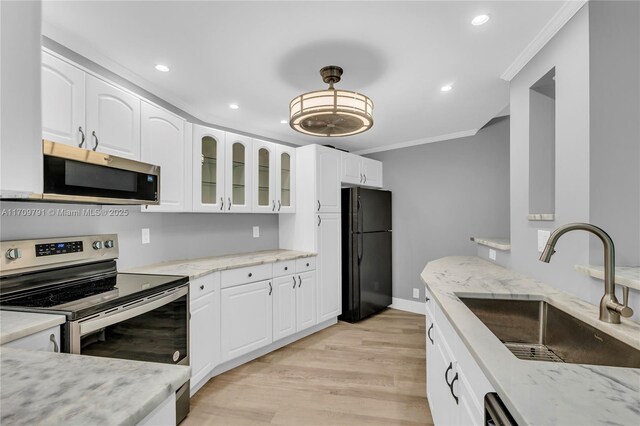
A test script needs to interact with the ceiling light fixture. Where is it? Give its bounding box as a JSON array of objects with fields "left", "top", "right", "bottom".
[
  {"left": 229, "top": 104, "right": 239, "bottom": 110},
  {"left": 471, "top": 14, "right": 490, "bottom": 26},
  {"left": 441, "top": 85, "right": 453, "bottom": 92},
  {"left": 155, "top": 64, "right": 170, "bottom": 72},
  {"left": 289, "top": 66, "right": 373, "bottom": 137}
]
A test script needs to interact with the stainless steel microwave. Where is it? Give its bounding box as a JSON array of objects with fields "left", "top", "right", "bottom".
[{"left": 40, "top": 140, "right": 160, "bottom": 205}]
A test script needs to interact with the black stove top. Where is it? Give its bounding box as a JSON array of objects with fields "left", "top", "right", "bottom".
[{"left": 0, "top": 261, "right": 188, "bottom": 320}]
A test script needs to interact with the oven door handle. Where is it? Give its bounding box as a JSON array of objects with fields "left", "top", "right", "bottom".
[{"left": 77, "top": 286, "right": 188, "bottom": 337}]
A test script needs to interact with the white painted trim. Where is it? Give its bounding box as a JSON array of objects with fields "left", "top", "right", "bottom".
[
  {"left": 500, "top": 1, "right": 587, "bottom": 81},
  {"left": 389, "top": 297, "right": 425, "bottom": 315},
  {"left": 352, "top": 129, "right": 478, "bottom": 155}
]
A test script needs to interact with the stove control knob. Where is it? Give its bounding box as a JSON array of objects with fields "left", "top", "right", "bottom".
[
  {"left": 104, "top": 240, "right": 114, "bottom": 249},
  {"left": 6, "top": 248, "right": 21, "bottom": 260},
  {"left": 92, "top": 241, "right": 103, "bottom": 250}
]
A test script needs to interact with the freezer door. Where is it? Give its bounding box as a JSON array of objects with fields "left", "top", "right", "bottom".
[
  {"left": 356, "top": 231, "right": 392, "bottom": 319},
  {"left": 357, "top": 188, "right": 392, "bottom": 233}
]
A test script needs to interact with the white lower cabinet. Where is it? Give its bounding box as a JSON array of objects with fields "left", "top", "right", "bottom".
[
  {"left": 189, "top": 274, "right": 220, "bottom": 391},
  {"left": 426, "top": 293, "right": 494, "bottom": 426},
  {"left": 317, "top": 213, "right": 341, "bottom": 322},
  {"left": 296, "top": 271, "right": 316, "bottom": 331},
  {"left": 220, "top": 280, "right": 273, "bottom": 362},
  {"left": 2, "top": 326, "right": 61, "bottom": 352},
  {"left": 273, "top": 275, "right": 297, "bottom": 341}
]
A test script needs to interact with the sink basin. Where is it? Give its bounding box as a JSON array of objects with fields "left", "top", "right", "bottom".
[{"left": 459, "top": 297, "right": 640, "bottom": 368}]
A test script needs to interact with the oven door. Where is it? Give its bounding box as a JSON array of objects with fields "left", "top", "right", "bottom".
[{"left": 69, "top": 285, "right": 189, "bottom": 366}]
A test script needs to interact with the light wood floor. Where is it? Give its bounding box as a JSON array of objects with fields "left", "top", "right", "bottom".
[{"left": 183, "top": 309, "right": 433, "bottom": 425}]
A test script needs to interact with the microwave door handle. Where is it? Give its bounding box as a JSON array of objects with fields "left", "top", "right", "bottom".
[{"left": 77, "top": 286, "right": 188, "bottom": 336}]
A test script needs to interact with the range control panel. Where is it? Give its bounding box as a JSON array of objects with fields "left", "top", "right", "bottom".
[{"left": 1, "top": 234, "right": 118, "bottom": 276}]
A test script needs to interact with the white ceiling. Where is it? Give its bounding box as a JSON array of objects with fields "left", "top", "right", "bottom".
[{"left": 42, "top": 1, "right": 566, "bottom": 153}]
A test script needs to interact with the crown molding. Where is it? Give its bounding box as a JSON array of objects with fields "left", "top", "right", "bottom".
[
  {"left": 352, "top": 129, "right": 479, "bottom": 156},
  {"left": 500, "top": 0, "right": 587, "bottom": 82}
]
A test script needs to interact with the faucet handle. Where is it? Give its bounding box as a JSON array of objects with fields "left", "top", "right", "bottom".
[{"left": 620, "top": 286, "right": 634, "bottom": 318}]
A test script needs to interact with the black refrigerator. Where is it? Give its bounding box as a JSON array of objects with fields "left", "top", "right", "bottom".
[{"left": 340, "top": 187, "right": 392, "bottom": 323}]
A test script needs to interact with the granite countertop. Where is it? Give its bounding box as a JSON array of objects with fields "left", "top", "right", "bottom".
[
  {"left": 422, "top": 256, "right": 640, "bottom": 426},
  {"left": 125, "top": 249, "right": 316, "bottom": 280},
  {"left": 470, "top": 236, "right": 511, "bottom": 251},
  {"left": 574, "top": 264, "right": 640, "bottom": 291},
  {"left": 0, "top": 311, "right": 66, "bottom": 345},
  {"left": 0, "top": 347, "right": 190, "bottom": 426}
]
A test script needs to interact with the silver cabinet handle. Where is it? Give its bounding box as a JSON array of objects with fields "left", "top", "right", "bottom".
[
  {"left": 78, "top": 126, "right": 86, "bottom": 148},
  {"left": 360, "top": 173, "right": 363, "bottom": 183},
  {"left": 50, "top": 333, "right": 59, "bottom": 353},
  {"left": 427, "top": 324, "right": 434, "bottom": 344},
  {"left": 318, "top": 215, "right": 321, "bottom": 226},
  {"left": 364, "top": 174, "right": 367, "bottom": 184},
  {"left": 228, "top": 197, "right": 231, "bottom": 211},
  {"left": 268, "top": 282, "right": 272, "bottom": 295},
  {"left": 220, "top": 197, "right": 224, "bottom": 211},
  {"left": 317, "top": 200, "right": 321, "bottom": 211},
  {"left": 278, "top": 200, "right": 281, "bottom": 211},
  {"left": 200, "top": 285, "right": 205, "bottom": 290},
  {"left": 272, "top": 200, "right": 276, "bottom": 211},
  {"left": 292, "top": 276, "right": 296, "bottom": 289},
  {"left": 444, "top": 362, "right": 459, "bottom": 404},
  {"left": 92, "top": 131, "right": 99, "bottom": 151},
  {"left": 298, "top": 275, "right": 302, "bottom": 288}
]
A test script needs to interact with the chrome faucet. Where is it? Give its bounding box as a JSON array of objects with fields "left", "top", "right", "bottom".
[{"left": 539, "top": 223, "right": 634, "bottom": 324}]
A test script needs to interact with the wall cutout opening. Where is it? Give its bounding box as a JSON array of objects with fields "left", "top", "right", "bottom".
[{"left": 528, "top": 68, "right": 556, "bottom": 219}]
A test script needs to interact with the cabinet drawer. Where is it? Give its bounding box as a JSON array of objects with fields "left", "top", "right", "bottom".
[
  {"left": 273, "top": 260, "right": 296, "bottom": 278},
  {"left": 189, "top": 272, "right": 220, "bottom": 301},
  {"left": 3, "top": 326, "right": 61, "bottom": 352},
  {"left": 221, "top": 263, "right": 272, "bottom": 288},
  {"left": 296, "top": 257, "right": 316, "bottom": 273}
]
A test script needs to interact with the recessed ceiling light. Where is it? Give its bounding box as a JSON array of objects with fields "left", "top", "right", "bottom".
[
  {"left": 471, "top": 15, "right": 490, "bottom": 26},
  {"left": 154, "top": 64, "right": 170, "bottom": 72},
  {"left": 229, "top": 104, "right": 239, "bottom": 110},
  {"left": 441, "top": 85, "right": 453, "bottom": 92},
  {"left": 280, "top": 120, "right": 288, "bottom": 124}
]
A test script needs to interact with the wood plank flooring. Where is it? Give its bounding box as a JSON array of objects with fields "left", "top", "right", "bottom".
[{"left": 184, "top": 309, "right": 433, "bottom": 425}]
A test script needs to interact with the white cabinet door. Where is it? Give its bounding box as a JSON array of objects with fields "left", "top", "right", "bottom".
[
  {"left": 192, "top": 125, "right": 226, "bottom": 212},
  {"left": 41, "top": 52, "right": 85, "bottom": 148},
  {"left": 220, "top": 280, "right": 273, "bottom": 362},
  {"left": 316, "top": 147, "right": 341, "bottom": 213},
  {"left": 317, "top": 213, "right": 341, "bottom": 321},
  {"left": 341, "top": 152, "right": 362, "bottom": 185},
  {"left": 252, "top": 139, "right": 277, "bottom": 213},
  {"left": 141, "top": 102, "right": 185, "bottom": 211},
  {"left": 430, "top": 325, "right": 460, "bottom": 426},
  {"left": 276, "top": 145, "right": 296, "bottom": 213},
  {"left": 190, "top": 291, "right": 218, "bottom": 388},
  {"left": 296, "top": 270, "right": 317, "bottom": 332},
  {"left": 273, "top": 275, "right": 297, "bottom": 341},
  {"left": 225, "top": 133, "right": 253, "bottom": 213},
  {"left": 3, "top": 326, "right": 60, "bottom": 352},
  {"left": 85, "top": 75, "right": 141, "bottom": 160},
  {"left": 361, "top": 157, "right": 383, "bottom": 188}
]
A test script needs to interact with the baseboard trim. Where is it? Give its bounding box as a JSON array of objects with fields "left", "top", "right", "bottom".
[{"left": 390, "top": 297, "right": 426, "bottom": 315}]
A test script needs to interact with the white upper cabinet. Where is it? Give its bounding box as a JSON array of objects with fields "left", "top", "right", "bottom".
[
  {"left": 252, "top": 139, "right": 277, "bottom": 213},
  {"left": 41, "top": 52, "right": 85, "bottom": 148},
  {"left": 361, "top": 157, "right": 383, "bottom": 188},
  {"left": 85, "top": 75, "right": 141, "bottom": 160},
  {"left": 141, "top": 101, "right": 186, "bottom": 211},
  {"left": 316, "top": 146, "right": 341, "bottom": 213},
  {"left": 341, "top": 152, "right": 362, "bottom": 185},
  {"left": 276, "top": 145, "right": 296, "bottom": 213},
  {"left": 225, "top": 133, "right": 253, "bottom": 213},
  {"left": 192, "top": 125, "right": 226, "bottom": 212}
]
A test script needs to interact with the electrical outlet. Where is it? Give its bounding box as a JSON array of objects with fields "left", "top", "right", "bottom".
[
  {"left": 253, "top": 226, "right": 260, "bottom": 238},
  {"left": 412, "top": 288, "right": 420, "bottom": 299},
  {"left": 538, "top": 230, "right": 550, "bottom": 253},
  {"left": 489, "top": 249, "right": 497, "bottom": 261},
  {"left": 141, "top": 228, "right": 150, "bottom": 244}
]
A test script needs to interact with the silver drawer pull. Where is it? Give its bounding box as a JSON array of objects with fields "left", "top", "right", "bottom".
[{"left": 50, "top": 334, "right": 59, "bottom": 353}]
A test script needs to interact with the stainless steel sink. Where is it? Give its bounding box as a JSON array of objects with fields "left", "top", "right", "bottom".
[{"left": 459, "top": 297, "right": 640, "bottom": 368}]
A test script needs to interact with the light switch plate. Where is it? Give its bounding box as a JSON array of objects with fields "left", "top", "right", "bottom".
[
  {"left": 412, "top": 288, "right": 420, "bottom": 299},
  {"left": 141, "top": 228, "right": 150, "bottom": 244},
  {"left": 538, "top": 230, "right": 550, "bottom": 252},
  {"left": 253, "top": 226, "right": 260, "bottom": 238},
  {"left": 489, "top": 249, "right": 497, "bottom": 261}
]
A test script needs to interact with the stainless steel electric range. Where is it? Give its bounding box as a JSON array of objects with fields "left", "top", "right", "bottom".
[{"left": 0, "top": 234, "right": 191, "bottom": 423}]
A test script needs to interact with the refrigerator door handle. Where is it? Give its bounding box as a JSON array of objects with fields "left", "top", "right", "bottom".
[
  {"left": 357, "top": 232, "right": 364, "bottom": 264},
  {"left": 357, "top": 198, "right": 363, "bottom": 234}
]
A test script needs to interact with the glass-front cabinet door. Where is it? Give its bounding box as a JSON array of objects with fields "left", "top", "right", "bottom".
[
  {"left": 252, "top": 140, "right": 276, "bottom": 213},
  {"left": 225, "top": 133, "right": 253, "bottom": 212},
  {"left": 192, "top": 125, "right": 225, "bottom": 212},
  {"left": 276, "top": 145, "right": 296, "bottom": 213}
]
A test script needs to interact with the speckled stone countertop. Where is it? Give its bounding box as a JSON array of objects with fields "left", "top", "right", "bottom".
[
  {"left": 0, "top": 347, "right": 190, "bottom": 425},
  {"left": 470, "top": 237, "right": 511, "bottom": 251},
  {"left": 0, "top": 311, "right": 66, "bottom": 344},
  {"left": 125, "top": 249, "right": 316, "bottom": 279},
  {"left": 422, "top": 256, "right": 640, "bottom": 426},
  {"left": 574, "top": 264, "right": 640, "bottom": 291}
]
